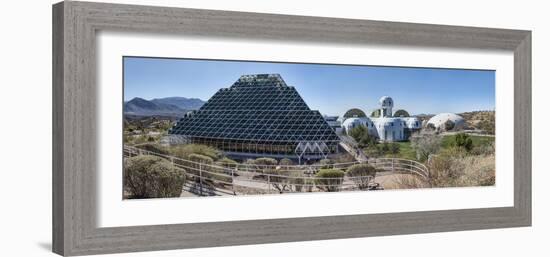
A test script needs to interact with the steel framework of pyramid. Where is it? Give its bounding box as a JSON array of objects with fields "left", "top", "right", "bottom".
[{"left": 168, "top": 74, "right": 340, "bottom": 160}]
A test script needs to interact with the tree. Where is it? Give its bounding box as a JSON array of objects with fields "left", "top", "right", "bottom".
[
  {"left": 124, "top": 155, "right": 186, "bottom": 198},
  {"left": 343, "top": 108, "right": 367, "bottom": 118},
  {"left": 346, "top": 164, "right": 377, "bottom": 190},
  {"left": 393, "top": 109, "right": 410, "bottom": 117},
  {"left": 410, "top": 133, "right": 442, "bottom": 161},
  {"left": 315, "top": 169, "right": 345, "bottom": 192},
  {"left": 348, "top": 125, "right": 377, "bottom": 148},
  {"left": 453, "top": 133, "right": 473, "bottom": 152},
  {"left": 348, "top": 125, "right": 367, "bottom": 142}
]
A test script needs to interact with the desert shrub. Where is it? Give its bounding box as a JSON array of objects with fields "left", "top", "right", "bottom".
[
  {"left": 123, "top": 134, "right": 131, "bottom": 144},
  {"left": 471, "top": 141, "right": 495, "bottom": 156},
  {"left": 393, "top": 109, "right": 410, "bottom": 117},
  {"left": 279, "top": 158, "right": 294, "bottom": 166},
  {"left": 133, "top": 135, "right": 148, "bottom": 145},
  {"left": 253, "top": 157, "right": 278, "bottom": 166},
  {"left": 428, "top": 147, "right": 494, "bottom": 188},
  {"left": 315, "top": 169, "right": 345, "bottom": 192},
  {"left": 317, "top": 158, "right": 333, "bottom": 169},
  {"left": 343, "top": 108, "right": 367, "bottom": 118},
  {"left": 329, "top": 153, "right": 357, "bottom": 163},
  {"left": 135, "top": 143, "right": 169, "bottom": 155},
  {"left": 188, "top": 153, "right": 214, "bottom": 164},
  {"left": 287, "top": 171, "right": 305, "bottom": 192},
  {"left": 264, "top": 168, "right": 291, "bottom": 193},
  {"left": 346, "top": 164, "right": 377, "bottom": 190},
  {"left": 187, "top": 153, "right": 213, "bottom": 176},
  {"left": 392, "top": 174, "right": 429, "bottom": 189},
  {"left": 390, "top": 142, "right": 400, "bottom": 154},
  {"left": 124, "top": 155, "right": 185, "bottom": 198},
  {"left": 169, "top": 144, "right": 221, "bottom": 160},
  {"left": 381, "top": 142, "right": 390, "bottom": 152},
  {"left": 216, "top": 157, "right": 238, "bottom": 169},
  {"left": 188, "top": 154, "right": 232, "bottom": 184},
  {"left": 476, "top": 118, "right": 495, "bottom": 135},
  {"left": 411, "top": 133, "right": 442, "bottom": 162},
  {"left": 453, "top": 133, "right": 473, "bottom": 152}
]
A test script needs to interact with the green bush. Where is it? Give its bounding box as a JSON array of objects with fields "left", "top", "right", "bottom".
[
  {"left": 216, "top": 157, "right": 238, "bottom": 169},
  {"left": 381, "top": 142, "right": 390, "bottom": 152},
  {"left": 346, "top": 164, "right": 377, "bottom": 190},
  {"left": 453, "top": 133, "right": 473, "bottom": 152},
  {"left": 124, "top": 155, "right": 185, "bottom": 198},
  {"left": 279, "top": 158, "right": 294, "bottom": 166},
  {"left": 169, "top": 144, "right": 221, "bottom": 160},
  {"left": 187, "top": 153, "right": 214, "bottom": 176},
  {"left": 135, "top": 143, "right": 169, "bottom": 155},
  {"left": 188, "top": 153, "right": 214, "bottom": 164},
  {"left": 315, "top": 169, "right": 345, "bottom": 192},
  {"left": 188, "top": 154, "right": 232, "bottom": 185},
  {"left": 253, "top": 157, "right": 278, "bottom": 166},
  {"left": 317, "top": 158, "right": 333, "bottom": 169}
]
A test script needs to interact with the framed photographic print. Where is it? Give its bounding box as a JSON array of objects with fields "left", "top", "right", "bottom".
[{"left": 52, "top": 1, "right": 531, "bottom": 256}]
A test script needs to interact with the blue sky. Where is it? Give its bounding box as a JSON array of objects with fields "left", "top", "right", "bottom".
[{"left": 124, "top": 57, "right": 495, "bottom": 116}]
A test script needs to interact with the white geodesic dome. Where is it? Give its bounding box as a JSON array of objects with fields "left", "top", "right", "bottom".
[
  {"left": 427, "top": 113, "right": 465, "bottom": 131},
  {"left": 342, "top": 117, "right": 371, "bottom": 132}
]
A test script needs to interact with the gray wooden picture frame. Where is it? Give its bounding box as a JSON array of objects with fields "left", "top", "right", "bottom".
[{"left": 52, "top": 1, "right": 531, "bottom": 256}]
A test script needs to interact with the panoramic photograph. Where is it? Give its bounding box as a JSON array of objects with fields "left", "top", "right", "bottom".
[{"left": 122, "top": 57, "right": 496, "bottom": 199}]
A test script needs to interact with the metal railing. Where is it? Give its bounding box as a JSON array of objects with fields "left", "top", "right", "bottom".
[{"left": 123, "top": 145, "right": 429, "bottom": 196}]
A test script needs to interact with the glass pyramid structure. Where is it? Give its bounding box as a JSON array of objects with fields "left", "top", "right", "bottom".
[{"left": 169, "top": 74, "right": 340, "bottom": 160}]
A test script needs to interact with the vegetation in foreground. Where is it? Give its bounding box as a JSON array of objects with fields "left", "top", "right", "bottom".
[
  {"left": 124, "top": 155, "right": 186, "bottom": 199},
  {"left": 347, "top": 123, "right": 495, "bottom": 189}
]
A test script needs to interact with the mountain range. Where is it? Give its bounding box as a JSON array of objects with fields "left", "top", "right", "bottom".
[{"left": 124, "top": 97, "right": 205, "bottom": 117}]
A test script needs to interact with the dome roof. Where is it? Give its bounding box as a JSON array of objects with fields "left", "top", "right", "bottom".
[
  {"left": 427, "top": 113, "right": 465, "bottom": 131},
  {"left": 341, "top": 117, "right": 372, "bottom": 131},
  {"left": 379, "top": 96, "right": 394, "bottom": 107}
]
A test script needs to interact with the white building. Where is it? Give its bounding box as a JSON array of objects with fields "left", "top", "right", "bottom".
[
  {"left": 342, "top": 96, "right": 421, "bottom": 142},
  {"left": 426, "top": 113, "right": 465, "bottom": 131}
]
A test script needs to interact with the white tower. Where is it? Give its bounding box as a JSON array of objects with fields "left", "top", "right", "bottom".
[{"left": 379, "top": 96, "right": 394, "bottom": 117}]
